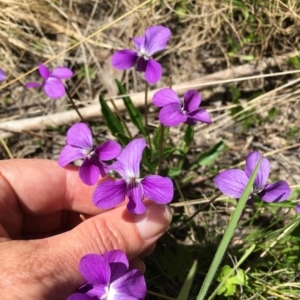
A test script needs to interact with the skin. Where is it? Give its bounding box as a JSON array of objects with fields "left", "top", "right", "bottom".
[{"left": 0, "top": 159, "right": 172, "bottom": 299}]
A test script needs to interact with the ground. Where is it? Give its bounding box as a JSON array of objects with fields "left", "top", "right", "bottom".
[{"left": 1, "top": 0, "right": 300, "bottom": 299}]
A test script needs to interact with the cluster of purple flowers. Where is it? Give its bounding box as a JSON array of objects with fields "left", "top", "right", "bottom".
[
  {"left": 58, "top": 123, "right": 174, "bottom": 214},
  {"left": 1, "top": 23, "right": 294, "bottom": 300}
]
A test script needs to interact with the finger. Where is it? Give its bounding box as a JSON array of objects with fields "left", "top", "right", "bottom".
[
  {"left": 0, "top": 202, "right": 172, "bottom": 298},
  {"left": 0, "top": 159, "right": 103, "bottom": 237},
  {"left": 129, "top": 258, "right": 146, "bottom": 273},
  {"left": 0, "top": 159, "right": 101, "bottom": 214}
]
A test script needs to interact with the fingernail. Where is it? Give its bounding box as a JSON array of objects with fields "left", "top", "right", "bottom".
[{"left": 135, "top": 204, "right": 173, "bottom": 241}]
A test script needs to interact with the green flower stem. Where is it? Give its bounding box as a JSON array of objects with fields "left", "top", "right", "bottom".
[{"left": 65, "top": 86, "right": 85, "bottom": 123}]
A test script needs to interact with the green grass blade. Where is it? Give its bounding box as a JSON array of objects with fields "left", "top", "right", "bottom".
[
  {"left": 99, "top": 94, "right": 125, "bottom": 139},
  {"left": 197, "top": 157, "right": 262, "bottom": 300},
  {"left": 177, "top": 260, "right": 198, "bottom": 300},
  {"left": 115, "top": 79, "right": 147, "bottom": 136}
]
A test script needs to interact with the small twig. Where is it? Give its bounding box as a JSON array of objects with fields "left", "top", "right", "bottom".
[
  {"left": 65, "top": 86, "right": 85, "bottom": 122},
  {"left": 0, "top": 136, "right": 14, "bottom": 159},
  {"left": 110, "top": 98, "right": 132, "bottom": 138}
]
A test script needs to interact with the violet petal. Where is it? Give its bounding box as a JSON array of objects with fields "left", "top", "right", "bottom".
[
  {"left": 93, "top": 179, "right": 126, "bottom": 209},
  {"left": 79, "top": 158, "right": 101, "bottom": 186},
  {"left": 103, "top": 250, "right": 129, "bottom": 282},
  {"left": 132, "top": 36, "right": 145, "bottom": 52},
  {"left": 67, "top": 293, "right": 95, "bottom": 300},
  {"left": 142, "top": 175, "right": 173, "bottom": 204},
  {"left": 0, "top": 68, "right": 6, "bottom": 81},
  {"left": 152, "top": 88, "right": 181, "bottom": 107},
  {"left": 103, "top": 250, "right": 129, "bottom": 268},
  {"left": 85, "top": 284, "right": 107, "bottom": 298},
  {"left": 111, "top": 50, "right": 138, "bottom": 70},
  {"left": 109, "top": 138, "right": 146, "bottom": 178},
  {"left": 95, "top": 140, "right": 121, "bottom": 161},
  {"left": 38, "top": 63, "right": 50, "bottom": 79},
  {"left": 183, "top": 90, "right": 201, "bottom": 112},
  {"left": 25, "top": 82, "right": 42, "bottom": 88},
  {"left": 79, "top": 254, "right": 110, "bottom": 284},
  {"left": 52, "top": 67, "right": 73, "bottom": 79},
  {"left": 214, "top": 169, "right": 249, "bottom": 198},
  {"left": 186, "top": 108, "right": 212, "bottom": 124},
  {"left": 184, "top": 118, "right": 197, "bottom": 125},
  {"left": 126, "top": 181, "right": 146, "bottom": 214},
  {"left": 258, "top": 180, "right": 291, "bottom": 202},
  {"left": 136, "top": 57, "right": 147, "bottom": 72},
  {"left": 144, "top": 25, "right": 171, "bottom": 56},
  {"left": 58, "top": 145, "right": 85, "bottom": 167},
  {"left": 66, "top": 123, "right": 93, "bottom": 150},
  {"left": 43, "top": 77, "right": 66, "bottom": 98},
  {"left": 296, "top": 203, "right": 300, "bottom": 214},
  {"left": 245, "top": 151, "right": 270, "bottom": 189},
  {"left": 144, "top": 58, "right": 162, "bottom": 84},
  {"left": 158, "top": 103, "right": 186, "bottom": 126},
  {"left": 110, "top": 269, "right": 147, "bottom": 300}
]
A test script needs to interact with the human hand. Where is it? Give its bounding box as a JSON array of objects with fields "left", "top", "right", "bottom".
[{"left": 0, "top": 159, "right": 172, "bottom": 299}]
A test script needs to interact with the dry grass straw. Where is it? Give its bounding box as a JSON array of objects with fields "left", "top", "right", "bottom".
[{"left": 0, "top": 0, "right": 300, "bottom": 162}]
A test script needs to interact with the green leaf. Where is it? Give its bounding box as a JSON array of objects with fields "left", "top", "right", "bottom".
[
  {"left": 177, "top": 260, "right": 198, "bottom": 300},
  {"left": 115, "top": 133, "right": 131, "bottom": 145},
  {"left": 216, "top": 266, "right": 247, "bottom": 296},
  {"left": 115, "top": 79, "right": 147, "bottom": 136},
  {"left": 99, "top": 95, "right": 125, "bottom": 138},
  {"left": 183, "top": 125, "right": 194, "bottom": 153},
  {"left": 167, "top": 167, "right": 182, "bottom": 178},
  {"left": 191, "top": 141, "right": 226, "bottom": 169}
]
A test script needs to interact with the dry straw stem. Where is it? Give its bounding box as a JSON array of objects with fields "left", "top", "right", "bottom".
[{"left": 1, "top": 51, "right": 299, "bottom": 139}]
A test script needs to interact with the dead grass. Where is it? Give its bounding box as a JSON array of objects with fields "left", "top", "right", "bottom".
[{"left": 0, "top": 0, "right": 299, "bottom": 178}]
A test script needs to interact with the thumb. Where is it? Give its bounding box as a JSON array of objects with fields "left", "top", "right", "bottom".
[{"left": 1, "top": 202, "right": 172, "bottom": 299}]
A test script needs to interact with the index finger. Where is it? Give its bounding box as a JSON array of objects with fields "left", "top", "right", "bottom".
[{"left": 0, "top": 159, "right": 102, "bottom": 216}]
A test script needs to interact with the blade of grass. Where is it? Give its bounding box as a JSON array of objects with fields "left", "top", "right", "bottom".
[
  {"left": 197, "top": 157, "right": 262, "bottom": 300},
  {"left": 177, "top": 260, "right": 198, "bottom": 300}
]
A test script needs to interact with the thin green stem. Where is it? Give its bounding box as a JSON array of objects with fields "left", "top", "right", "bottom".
[
  {"left": 65, "top": 87, "right": 85, "bottom": 122},
  {"left": 157, "top": 75, "right": 172, "bottom": 173},
  {"left": 144, "top": 80, "right": 152, "bottom": 151},
  {"left": 110, "top": 98, "right": 132, "bottom": 138},
  {"left": 157, "top": 124, "right": 165, "bottom": 174}
]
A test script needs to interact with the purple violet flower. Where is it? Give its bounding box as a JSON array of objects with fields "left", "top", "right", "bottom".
[
  {"left": 152, "top": 88, "right": 212, "bottom": 126},
  {"left": 93, "top": 138, "right": 174, "bottom": 214},
  {"left": 25, "top": 63, "right": 73, "bottom": 99},
  {"left": 296, "top": 203, "right": 300, "bottom": 214},
  {"left": 58, "top": 123, "right": 121, "bottom": 186},
  {"left": 111, "top": 25, "right": 171, "bottom": 84},
  {"left": 67, "top": 250, "right": 147, "bottom": 300},
  {"left": 0, "top": 68, "right": 6, "bottom": 81},
  {"left": 214, "top": 151, "right": 291, "bottom": 203}
]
